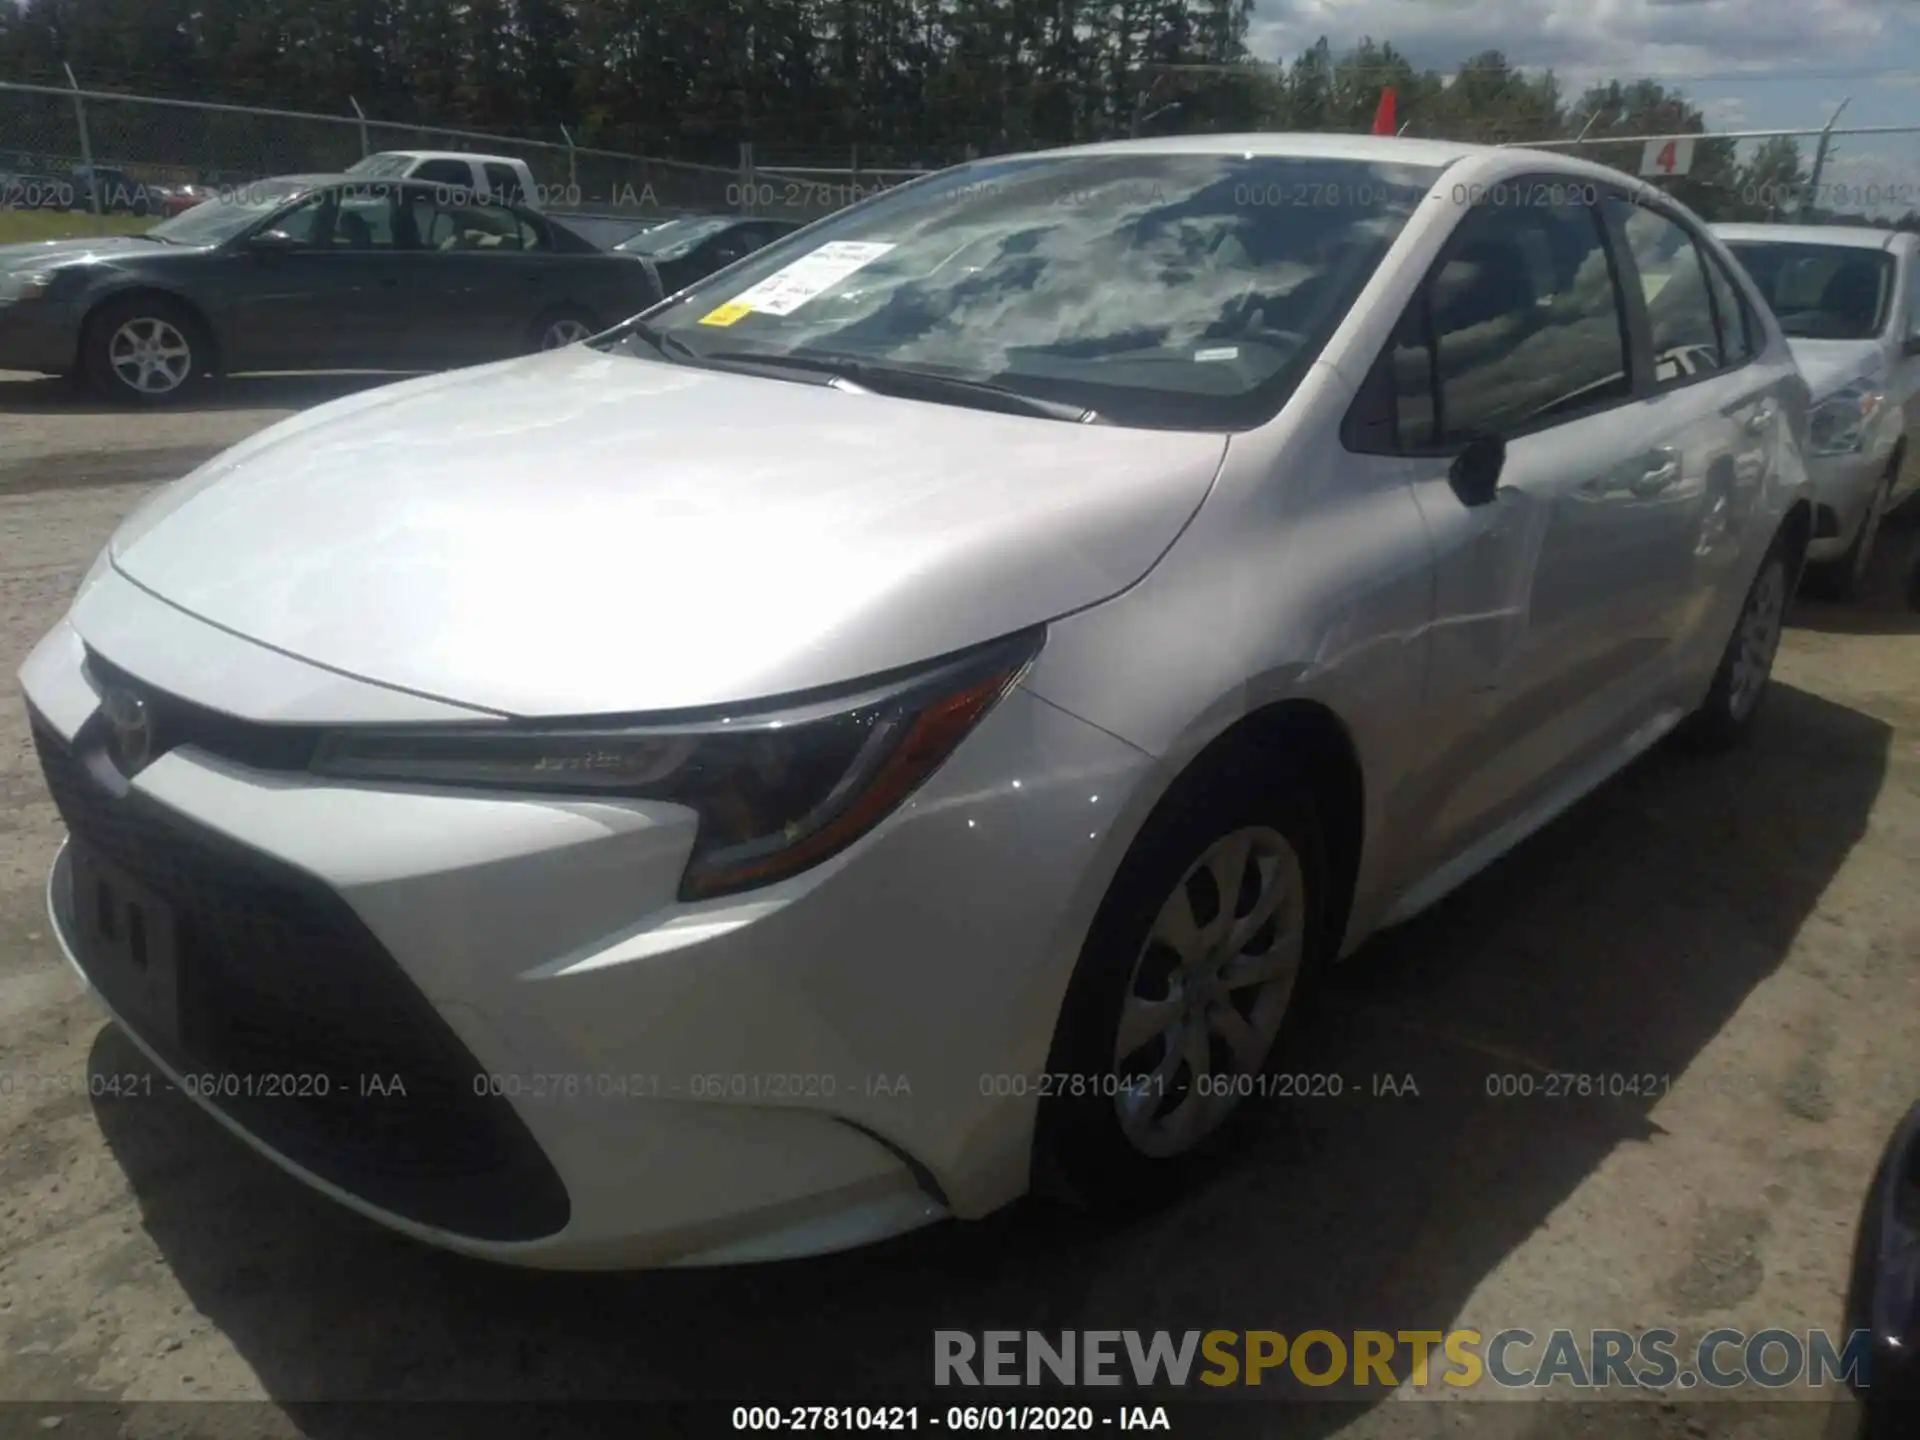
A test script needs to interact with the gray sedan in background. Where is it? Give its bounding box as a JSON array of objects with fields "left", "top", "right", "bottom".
[{"left": 0, "top": 175, "right": 663, "bottom": 403}]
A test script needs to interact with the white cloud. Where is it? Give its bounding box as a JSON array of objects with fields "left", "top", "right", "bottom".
[{"left": 1247, "top": 0, "right": 1897, "bottom": 93}]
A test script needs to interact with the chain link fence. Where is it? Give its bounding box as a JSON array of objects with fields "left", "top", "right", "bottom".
[
  {"left": 0, "top": 75, "right": 928, "bottom": 234},
  {"left": 1498, "top": 123, "right": 1920, "bottom": 229}
]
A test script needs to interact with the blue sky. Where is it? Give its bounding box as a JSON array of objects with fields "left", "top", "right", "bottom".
[{"left": 1246, "top": 0, "right": 1920, "bottom": 201}]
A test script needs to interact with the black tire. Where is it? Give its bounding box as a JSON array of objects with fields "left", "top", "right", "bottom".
[
  {"left": 81, "top": 294, "right": 211, "bottom": 406},
  {"left": 1677, "top": 543, "right": 1792, "bottom": 753},
  {"left": 1032, "top": 743, "right": 1331, "bottom": 1208},
  {"left": 529, "top": 307, "right": 600, "bottom": 353}
]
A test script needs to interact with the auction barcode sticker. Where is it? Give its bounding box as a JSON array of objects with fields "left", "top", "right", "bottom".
[{"left": 711, "top": 240, "right": 898, "bottom": 319}]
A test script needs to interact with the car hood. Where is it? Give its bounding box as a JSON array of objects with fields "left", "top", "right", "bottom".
[
  {"left": 1788, "top": 338, "right": 1887, "bottom": 399},
  {"left": 106, "top": 347, "right": 1229, "bottom": 717},
  {"left": 0, "top": 236, "right": 197, "bottom": 273}
]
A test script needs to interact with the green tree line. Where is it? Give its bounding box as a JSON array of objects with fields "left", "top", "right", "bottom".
[{"left": 3, "top": 0, "right": 1896, "bottom": 225}]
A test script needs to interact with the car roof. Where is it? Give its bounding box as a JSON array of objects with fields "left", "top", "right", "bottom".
[
  {"left": 1030, "top": 131, "right": 1479, "bottom": 168},
  {"left": 1713, "top": 221, "right": 1909, "bottom": 252},
  {"left": 367, "top": 150, "right": 528, "bottom": 165},
  {"left": 965, "top": 133, "right": 1688, "bottom": 197}
]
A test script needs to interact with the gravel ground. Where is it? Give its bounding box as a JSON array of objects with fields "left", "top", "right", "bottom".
[{"left": 1, "top": 369, "right": 1917, "bottom": 1440}]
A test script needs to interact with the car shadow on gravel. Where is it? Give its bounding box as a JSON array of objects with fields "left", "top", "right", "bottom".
[
  {"left": 83, "top": 682, "right": 1891, "bottom": 1439},
  {"left": 0, "top": 371, "right": 406, "bottom": 416}
]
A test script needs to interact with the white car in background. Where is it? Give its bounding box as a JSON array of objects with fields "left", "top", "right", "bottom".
[
  {"left": 1717, "top": 223, "right": 1920, "bottom": 598},
  {"left": 345, "top": 150, "right": 541, "bottom": 210}
]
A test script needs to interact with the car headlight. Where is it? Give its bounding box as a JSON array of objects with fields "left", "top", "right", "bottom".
[
  {"left": 310, "top": 627, "right": 1045, "bottom": 900},
  {"left": 1809, "top": 381, "right": 1887, "bottom": 457},
  {"left": 0, "top": 270, "right": 56, "bottom": 303}
]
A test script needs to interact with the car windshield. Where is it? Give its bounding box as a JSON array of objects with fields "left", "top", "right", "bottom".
[
  {"left": 144, "top": 180, "right": 318, "bottom": 245},
  {"left": 1724, "top": 241, "right": 1895, "bottom": 340},
  {"left": 345, "top": 154, "right": 416, "bottom": 179},
  {"left": 622, "top": 152, "right": 1441, "bottom": 429},
  {"left": 615, "top": 217, "right": 736, "bottom": 255}
]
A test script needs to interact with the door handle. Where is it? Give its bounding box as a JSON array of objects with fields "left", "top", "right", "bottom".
[
  {"left": 1631, "top": 452, "right": 1682, "bottom": 498},
  {"left": 1745, "top": 404, "right": 1775, "bottom": 435}
]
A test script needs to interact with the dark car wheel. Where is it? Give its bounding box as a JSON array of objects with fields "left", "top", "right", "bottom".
[
  {"left": 82, "top": 296, "right": 211, "bottom": 405},
  {"left": 1677, "top": 542, "right": 1792, "bottom": 753},
  {"left": 1032, "top": 742, "right": 1330, "bottom": 1208},
  {"left": 531, "top": 309, "right": 600, "bottom": 352}
]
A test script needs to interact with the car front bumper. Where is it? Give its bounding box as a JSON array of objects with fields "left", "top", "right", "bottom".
[
  {"left": 20, "top": 582, "right": 1159, "bottom": 1268},
  {"left": 0, "top": 298, "right": 82, "bottom": 375},
  {"left": 1805, "top": 447, "right": 1895, "bottom": 562}
]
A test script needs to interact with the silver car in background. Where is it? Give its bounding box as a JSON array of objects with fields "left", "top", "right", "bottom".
[
  {"left": 21, "top": 136, "right": 1814, "bottom": 1266},
  {"left": 1717, "top": 223, "right": 1920, "bottom": 598}
]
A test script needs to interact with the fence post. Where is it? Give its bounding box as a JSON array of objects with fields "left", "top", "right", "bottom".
[
  {"left": 348, "top": 96, "right": 371, "bottom": 158},
  {"left": 1801, "top": 97, "right": 1852, "bottom": 222},
  {"left": 63, "top": 65, "right": 100, "bottom": 217},
  {"left": 850, "top": 142, "right": 860, "bottom": 199},
  {"left": 559, "top": 124, "right": 578, "bottom": 200},
  {"left": 740, "top": 140, "right": 755, "bottom": 215}
]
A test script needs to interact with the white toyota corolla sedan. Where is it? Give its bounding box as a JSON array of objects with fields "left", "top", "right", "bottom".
[{"left": 21, "top": 134, "right": 1812, "bottom": 1269}]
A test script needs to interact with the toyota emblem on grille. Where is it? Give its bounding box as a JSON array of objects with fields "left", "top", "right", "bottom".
[{"left": 101, "top": 686, "right": 154, "bottom": 774}]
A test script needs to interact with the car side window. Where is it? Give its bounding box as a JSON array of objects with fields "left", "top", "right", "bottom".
[
  {"left": 1389, "top": 195, "right": 1631, "bottom": 448},
  {"left": 412, "top": 197, "right": 541, "bottom": 252},
  {"left": 483, "top": 163, "right": 526, "bottom": 206},
  {"left": 1610, "top": 200, "right": 1727, "bottom": 385},
  {"left": 413, "top": 159, "right": 473, "bottom": 191},
  {"left": 261, "top": 191, "right": 330, "bottom": 245},
  {"left": 1702, "top": 252, "right": 1756, "bottom": 365},
  {"left": 324, "top": 186, "right": 399, "bottom": 250}
]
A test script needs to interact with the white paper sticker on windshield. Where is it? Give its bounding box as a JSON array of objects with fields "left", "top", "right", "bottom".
[
  {"left": 726, "top": 241, "right": 896, "bottom": 317},
  {"left": 1194, "top": 347, "right": 1240, "bottom": 362}
]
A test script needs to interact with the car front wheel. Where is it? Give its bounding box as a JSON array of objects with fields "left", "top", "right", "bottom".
[
  {"left": 82, "top": 297, "right": 209, "bottom": 405},
  {"left": 1033, "top": 745, "right": 1329, "bottom": 1204}
]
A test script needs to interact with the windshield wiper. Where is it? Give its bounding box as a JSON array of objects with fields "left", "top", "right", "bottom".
[
  {"left": 701, "top": 351, "right": 1101, "bottom": 424},
  {"left": 591, "top": 316, "right": 702, "bottom": 364}
]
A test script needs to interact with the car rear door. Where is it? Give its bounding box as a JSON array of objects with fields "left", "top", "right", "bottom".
[
  {"left": 398, "top": 189, "right": 562, "bottom": 362},
  {"left": 1358, "top": 180, "right": 1701, "bottom": 872}
]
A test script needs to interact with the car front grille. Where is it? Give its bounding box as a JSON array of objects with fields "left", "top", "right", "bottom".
[{"left": 31, "top": 715, "right": 571, "bottom": 1244}]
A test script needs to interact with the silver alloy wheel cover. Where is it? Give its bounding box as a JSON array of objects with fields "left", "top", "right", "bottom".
[
  {"left": 108, "top": 317, "right": 192, "bottom": 395},
  {"left": 1727, "top": 558, "right": 1787, "bottom": 721},
  {"left": 1112, "top": 824, "right": 1306, "bottom": 1158},
  {"left": 541, "top": 318, "right": 593, "bottom": 349}
]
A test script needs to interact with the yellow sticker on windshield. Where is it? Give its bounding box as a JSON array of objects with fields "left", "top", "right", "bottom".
[{"left": 699, "top": 301, "right": 754, "bottom": 327}]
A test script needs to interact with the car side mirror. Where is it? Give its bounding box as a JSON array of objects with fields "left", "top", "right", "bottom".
[
  {"left": 247, "top": 229, "right": 305, "bottom": 253},
  {"left": 1448, "top": 433, "right": 1507, "bottom": 507}
]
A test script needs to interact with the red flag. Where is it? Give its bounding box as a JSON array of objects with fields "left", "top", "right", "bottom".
[{"left": 1372, "top": 87, "right": 1397, "bottom": 136}]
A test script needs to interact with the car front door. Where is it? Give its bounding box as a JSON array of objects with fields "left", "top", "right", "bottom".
[
  {"left": 1371, "top": 183, "right": 1706, "bottom": 874},
  {"left": 215, "top": 187, "right": 368, "bottom": 369}
]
